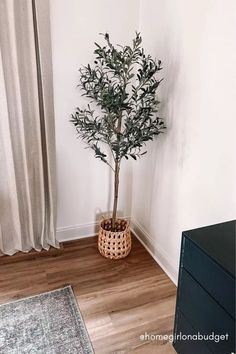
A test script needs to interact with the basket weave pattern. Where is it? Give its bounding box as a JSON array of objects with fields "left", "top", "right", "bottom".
[{"left": 98, "top": 218, "right": 131, "bottom": 259}]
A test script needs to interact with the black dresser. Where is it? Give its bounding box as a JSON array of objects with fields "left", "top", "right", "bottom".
[{"left": 173, "top": 220, "right": 235, "bottom": 354}]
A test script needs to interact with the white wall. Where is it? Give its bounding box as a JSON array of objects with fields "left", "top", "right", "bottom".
[
  {"left": 50, "top": 0, "right": 236, "bottom": 283},
  {"left": 50, "top": 0, "right": 139, "bottom": 239},
  {"left": 132, "top": 0, "right": 236, "bottom": 283}
]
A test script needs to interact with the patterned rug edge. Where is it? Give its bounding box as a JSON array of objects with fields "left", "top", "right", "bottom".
[
  {"left": 65, "top": 286, "right": 95, "bottom": 353},
  {"left": 0, "top": 285, "right": 94, "bottom": 353},
  {"left": 0, "top": 285, "right": 72, "bottom": 307}
]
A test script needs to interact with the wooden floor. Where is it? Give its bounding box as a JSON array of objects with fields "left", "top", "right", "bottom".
[{"left": 0, "top": 236, "right": 177, "bottom": 354}]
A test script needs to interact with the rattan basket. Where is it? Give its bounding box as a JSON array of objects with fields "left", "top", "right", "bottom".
[{"left": 98, "top": 218, "right": 131, "bottom": 259}]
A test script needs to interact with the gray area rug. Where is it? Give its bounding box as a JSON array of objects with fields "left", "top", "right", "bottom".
[{"left": 0, "top": 286, "right": 94, "bottom": 354}]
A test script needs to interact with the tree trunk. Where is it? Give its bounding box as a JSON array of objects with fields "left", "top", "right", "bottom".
[
  {"left": 112, "top": 112, "right": 122, "bottom": 231},
  {"left": 112, "top": 160, "right": 120, "bottom": 230}
]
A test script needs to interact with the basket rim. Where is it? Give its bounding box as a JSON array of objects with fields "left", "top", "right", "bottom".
[{"left": 99, "top": 217, "right": 130, "bottom": 233}]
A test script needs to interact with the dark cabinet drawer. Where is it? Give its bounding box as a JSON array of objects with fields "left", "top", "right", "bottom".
[
  {"left": 173, "top": 310, "right": 212, "bottom": 354},
  {"left": 179, "top": 269, "right": 235, "bottom": 354},
  {"left": 182, "top": 237, "right": 235, "bottom": 318}
]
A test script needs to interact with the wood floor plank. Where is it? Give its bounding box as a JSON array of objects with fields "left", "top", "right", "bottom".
[{"left": 0, "top": 235, "right": 177, "bottom": 353}]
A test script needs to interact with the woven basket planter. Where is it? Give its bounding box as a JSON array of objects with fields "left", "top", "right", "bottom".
[{"left": 98, "top": 218, "right": 131, "bottom": 259}]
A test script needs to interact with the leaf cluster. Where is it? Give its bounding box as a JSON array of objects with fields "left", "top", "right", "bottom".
[{"left": 71, "top": 32, "right": 166, "bottom": 167}]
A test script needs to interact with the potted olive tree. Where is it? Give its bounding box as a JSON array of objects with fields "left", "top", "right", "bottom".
[{"left": 71, "top": 33, "right": 165, "bottom": 259}]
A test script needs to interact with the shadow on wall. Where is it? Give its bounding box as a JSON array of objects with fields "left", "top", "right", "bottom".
[{"left": 133, "top": 25, "right": 184, "bottom": 244}]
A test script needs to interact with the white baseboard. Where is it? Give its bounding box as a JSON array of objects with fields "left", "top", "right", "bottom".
[
  {"left": 56, "top": 217, "right": 178, "bottom": 285},
  {"left": 56, "top": 222, "right": 99, "bottom": 242},
  {"left": 131, "top": 219, "right": 178, "bottom": 285},
  {"left": 56, "top": 216, "right": 131, "bottom": 242}
]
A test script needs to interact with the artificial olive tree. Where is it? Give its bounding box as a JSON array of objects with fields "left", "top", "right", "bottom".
[{"left": 71, "top": 33, "right": 165, "bottom": 230}]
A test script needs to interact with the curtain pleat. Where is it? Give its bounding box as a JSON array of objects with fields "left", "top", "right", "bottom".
[{"left": 0, "top": 0, "right": 58, "bottom": 255}]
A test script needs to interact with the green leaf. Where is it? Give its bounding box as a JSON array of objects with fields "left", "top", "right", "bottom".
[{"left": 71, "top": 32, "right": 165, "bottom": 169}]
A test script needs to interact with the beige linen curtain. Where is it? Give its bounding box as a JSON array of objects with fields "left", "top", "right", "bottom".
[{"left": 0, "top": 0, "right": 59, "bottom": 254}]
